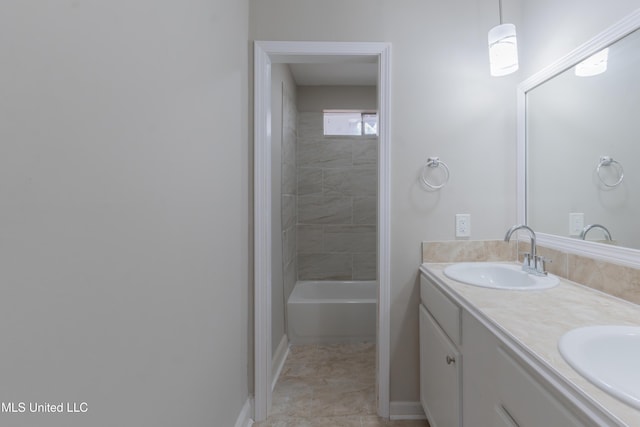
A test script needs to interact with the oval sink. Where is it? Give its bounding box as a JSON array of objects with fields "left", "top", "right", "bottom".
[
  {"left": 443, "top": 262, "right": 559, "bottom": 290},
  {"left": 559, "top": 325, "right": 640, "bottom": 409}
]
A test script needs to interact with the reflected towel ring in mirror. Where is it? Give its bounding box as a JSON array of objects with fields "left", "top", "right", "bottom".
[
  {"left": 421, "top": 157, "right": 450, "bottom": 190},
  {"left": 596, "top": 156, "right": 624, "bottom": 188}
]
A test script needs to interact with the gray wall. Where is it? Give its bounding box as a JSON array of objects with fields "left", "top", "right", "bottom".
[
  {"left": 0, "top": 1, "right": 250, "bottom": 426},
  {"left": 296, "top": 86, "right": 378, "bottom": 280}
]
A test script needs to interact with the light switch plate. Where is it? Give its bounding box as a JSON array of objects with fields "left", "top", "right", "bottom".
[{"left": 455, "top": 214, "right": 471, "bottom": 237}]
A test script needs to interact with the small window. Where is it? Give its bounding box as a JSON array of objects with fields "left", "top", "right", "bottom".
[{"left": 323, "top": 110, "right": 378, "bottom": 136}]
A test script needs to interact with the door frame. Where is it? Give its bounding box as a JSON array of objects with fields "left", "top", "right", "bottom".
[{"left": 253, "top": 40, "right": 392, "bottom": 422}]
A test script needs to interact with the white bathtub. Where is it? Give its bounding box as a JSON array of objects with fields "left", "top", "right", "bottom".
[{"left": 287, "top": 280, "right": 377, "bottom": 345}]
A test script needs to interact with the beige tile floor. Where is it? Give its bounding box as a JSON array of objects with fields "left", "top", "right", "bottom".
[{"left": 255, "top": 342, "right": 430, "bottom": 427}]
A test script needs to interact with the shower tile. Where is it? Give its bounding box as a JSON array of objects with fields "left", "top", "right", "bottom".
[
  {"left": 322, "top": 168, "right": 350, "bottom": 196},
  {"left": 297, "top": 168, "right": 323, "bottom": 196},
  {"left": 298, "top": 196, "right": 352, "bottom": 225},
  {"left": 298, "top": 253, "right": 352, "bottom": 280},
  {"left": 282, "top": 161, "right": 297, "bottom": 195},
  {"left": 297, "top": 134, "right": 326, "bottom": 146},
  {"left": 354, "top": 197, "right": 377, "bottom": 225},
  {"left": 282, "top": 128, "right": 297, "bottom": 165},
  {"left": 297, "top": 225, "right": 323, "bottom": 254},
  {"left": 352, "top": 139, "right": 378, "bottom": 166},
  {"left": 298, "top": 141, "right": 352, "bottom": 168},
  {"left": 282, "top": 195, "right": 297, "bottom": 229},
  {"left": 297, "top": 112, "right": 323, "bottom": 141},
  {"left": 282, "top": 227, "right": 296, "bottom": 265},
  {"left": 283, "top": 258, "right": 296, "bottom": 301},
  {"left": 324, "top": 167, "right": 377, "bottom": 197},
  {"left": 349, "top": 167, "right": 377, "bottom": 196},
  {"left": 324, "top": 225, "right": 376, "bottom": 253},
  {"left": 283, "top": 113, "right": 297, "bottom": 137},
  {"left": 353, "top": 253, "right": 377, "bottom": 280}
]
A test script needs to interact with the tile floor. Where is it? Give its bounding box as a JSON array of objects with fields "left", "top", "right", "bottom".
[{"left": 255, "top": 342, "right": 430, "bottom": 427}]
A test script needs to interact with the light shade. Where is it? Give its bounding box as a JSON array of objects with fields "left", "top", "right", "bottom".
[
  {"left": 575, "top": 48, "right": 609, "bottom": 77},
  {"left": 488, "top": 23, "right": 519, "bottom": 76}
]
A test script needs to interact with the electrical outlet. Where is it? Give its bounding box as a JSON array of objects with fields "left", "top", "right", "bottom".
[
  {"left": 455, "top": 214, "right": 471, "bottom": 237},
  {"left": 569, "top": 213, "right": 584, "bottom": 236}
]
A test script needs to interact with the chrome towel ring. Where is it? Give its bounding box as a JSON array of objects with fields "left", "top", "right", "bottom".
[
  {"left": 596, "top": 156, "right": 624, "bottom": 188},
  {"left": 421, "top": 157, "right": 450, "bottom": 190}
]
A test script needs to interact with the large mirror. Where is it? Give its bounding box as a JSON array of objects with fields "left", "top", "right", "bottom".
[{"left": 518, "top": 9, "right": 640, "bottom": 265}]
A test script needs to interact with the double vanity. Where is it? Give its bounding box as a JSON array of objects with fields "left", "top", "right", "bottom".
[
  {"left": 417, "top": 8, "right": 640, "bottom": 426},
  {"left": 419, "top": 245, "right": 640, "bottom": 426}
]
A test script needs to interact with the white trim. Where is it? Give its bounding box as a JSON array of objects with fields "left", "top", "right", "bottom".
[
  {"left": 253, "top": 42, "right": 272, "bottom": 422},
  {"left": 260, "top": 40, "right": 391, "bottom": 60},
  {"left": 517, "top": 8, "right": 640, "bottom": 268},
  {"left": 389, "top": 401, "right": 427, "bottom": 420},
  {"left": 271, "top": 335, "right": 289, "bottom": 391},
  {"left": 234, "top": 398, "right": 254, "bottom": 427},
  {"left": 376, "top": 42, "right": 392, "bottom": 419},
  {"left": 536, "top": 233, "right": 640, "bottom": 269},
  {"left": 253, "top": 40, "right": 392, "bottom": 422}
]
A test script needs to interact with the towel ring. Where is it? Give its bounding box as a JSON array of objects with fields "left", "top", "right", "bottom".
[
  {"left": 596, "top": 156, "right": 624, "bottom": 188},
  {"left": 421, "top": 157, "right": 450, "bottom": 190}
]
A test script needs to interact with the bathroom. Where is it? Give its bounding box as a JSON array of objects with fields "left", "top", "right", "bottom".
[
  {"left": 254, "top": 1, "right": 640, "bottom": 425},
  {"left": 3, "top": 1, "right": 640, "bottom": 427}
]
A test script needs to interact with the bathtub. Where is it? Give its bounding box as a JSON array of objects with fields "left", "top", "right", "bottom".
[{"left": 287, "top": 280, "right": 377, "bottom": 345}]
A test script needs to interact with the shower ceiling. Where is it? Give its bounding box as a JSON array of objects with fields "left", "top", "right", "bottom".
[{"left": 289, "top": 62, "right": 378, "bottom": 86}]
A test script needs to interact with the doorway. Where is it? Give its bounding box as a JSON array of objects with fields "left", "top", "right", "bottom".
[{"left": 253, "top": 41, "right": 391, "bottom": 422}]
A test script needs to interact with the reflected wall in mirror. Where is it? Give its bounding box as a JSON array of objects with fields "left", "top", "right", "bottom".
[
  {"left": 527, "top": 27, "right": 640, "bottom": 249},
  {"left": 518, "top": 8, "right": 640, "bottom": 265}
]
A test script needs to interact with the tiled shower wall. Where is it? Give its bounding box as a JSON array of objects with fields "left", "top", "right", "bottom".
[
  {"left": 281, "top": 86, "right": 298, "bottom": 299},
  {"left": 296, "top": 112, "right": 378, "bottom": 281}
]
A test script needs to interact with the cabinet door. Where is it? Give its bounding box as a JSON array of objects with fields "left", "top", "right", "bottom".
[
  {"left": 419, "top": 305, "right": 461, "bottom": 427},
  {"left": 493, "top": 404, "right": 521, "bottom": 427},
  {"left": 462, "top": 311, "right": 501, "bottom": 426},
  {"left": 496, "top": 347, "right": 588, "bottom": 427},
  {"left": 463, "top": 311, "right": 594, "bottom": 427}
]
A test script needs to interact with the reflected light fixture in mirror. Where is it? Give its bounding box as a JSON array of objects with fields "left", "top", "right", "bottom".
[
  {"left": 575, "top": 48, "right": 609, "bottom": 76},
  {"left": 488, "top": 0, "right": 519, "bottom": 76}
]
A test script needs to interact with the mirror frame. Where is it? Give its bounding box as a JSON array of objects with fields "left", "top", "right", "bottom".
[{"left": 517, "top": 8, "right": 640, "bottom": 268}]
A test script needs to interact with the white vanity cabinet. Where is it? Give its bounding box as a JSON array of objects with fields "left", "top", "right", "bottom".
[
  {"left": 419, "top": 275, "right": 462, "bottom": 427},
  {"left": 462, "top": 311, "right": 592, "bottom": 427},
  {"left": 420, "top": 272, "right": 599, "bottom": 427}
]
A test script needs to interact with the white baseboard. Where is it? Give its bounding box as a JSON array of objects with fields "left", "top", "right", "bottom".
[
  {"left": 271, "top": 334, "right": 289, "bottom": 391},
  {"left": 234, "top": 397, "right": 254, "bottom": 427},
  {"left": 389, "top": 401, "right": 426, "bottom": 420}
]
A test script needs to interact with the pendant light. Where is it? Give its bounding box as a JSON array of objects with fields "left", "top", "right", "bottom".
[{"left": 488, "top": 0, "right": 519, "bottom": 76}]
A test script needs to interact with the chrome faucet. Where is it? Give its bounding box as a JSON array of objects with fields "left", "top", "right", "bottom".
[
  {"left": 504, "top": 224, "right": 550, "bottom": 276},
  {"left": 580, "top": 224, "right": 612, "bottom": 241}
]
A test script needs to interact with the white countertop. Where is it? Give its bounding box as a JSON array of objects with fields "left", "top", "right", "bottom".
[{"left": 420, "top": 262, "right": 640, "bottom": 427}]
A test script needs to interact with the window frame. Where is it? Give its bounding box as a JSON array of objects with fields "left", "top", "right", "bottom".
[{"left": 323, "top": 110, "right": 378, "bottom": 136}]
